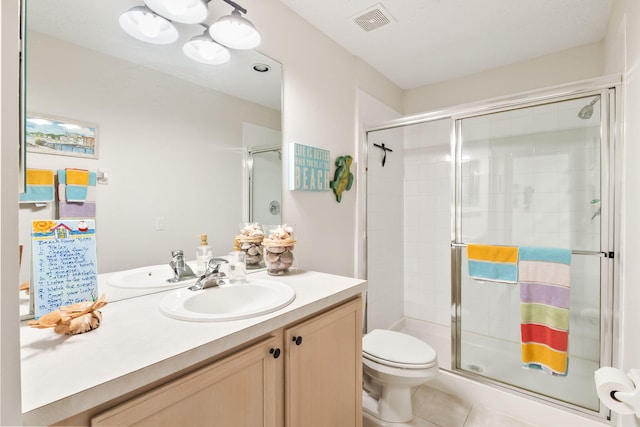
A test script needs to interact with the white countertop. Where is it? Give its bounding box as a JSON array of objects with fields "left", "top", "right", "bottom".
[{"left": 20, "top": 270, "right": 367, "bottom": 426}]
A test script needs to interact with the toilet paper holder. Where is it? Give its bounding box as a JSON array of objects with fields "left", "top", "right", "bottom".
[
  {"left": 613, "top": 369, "right": 640, "bottom": 417},
  {"left": 596, "top": 367, "right": 640, "bottom": 418}
]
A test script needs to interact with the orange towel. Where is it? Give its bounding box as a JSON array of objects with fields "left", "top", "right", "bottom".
[
  {"left": 65, "top": 168, "right": 89, "bottom": 185},
  {"left": 467, "top": 244, "right": 518, "bottom": 263},
  {"left": 25, "top": 169, "right": 54, "bottom": 185}
]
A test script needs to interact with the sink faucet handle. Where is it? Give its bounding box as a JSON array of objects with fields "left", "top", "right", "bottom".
[
  {"left": 167, "top": 250, "right": 197, "bottom": 283},
  {"left": 171, "top": 249, "right": 185, "bottom": 259},
  {"left": 171, "top": 250, "right": 189, "bottom": 269},
  {"left": 207, "top": 259, "right": 220, "bottom": 274},
  {"left": 210, "top": 257, "right": 228, "bottom": 270},
  {"left": 204, "top": 258, "right": 228, "bottom": 277}
]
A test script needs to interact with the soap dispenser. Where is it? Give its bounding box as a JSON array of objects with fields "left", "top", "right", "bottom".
[{"left": 196, "top": 234, "right": 213, "bottom": 275}]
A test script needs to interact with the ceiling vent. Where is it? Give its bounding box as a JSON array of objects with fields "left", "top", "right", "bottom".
[{"left": 352, "top": 3, "right": 396, "bottom": 32}]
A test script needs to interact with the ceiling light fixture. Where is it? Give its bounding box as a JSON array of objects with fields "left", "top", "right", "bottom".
[
  {"left": 183, "top": 29, "right": 231, "bottom": 64},
  {"left": 119, "top": 0, "right": 261, "bottom": 63}
]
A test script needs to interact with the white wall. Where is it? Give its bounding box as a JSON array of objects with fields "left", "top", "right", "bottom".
[
  {"left": 247, "top": 0, "right": 365, "bottom": 277},
  {"left": 604, "top": 3, "right": 640, "bottom": 426},
  {"left": 356, "top": 59, "right": 404, "bottom": 116},
  {"left": 21, "top": 32, "right": 280, "bottom": 276},
  {"left": 404, "top": 42, "right": 605, "bottom": 114}
]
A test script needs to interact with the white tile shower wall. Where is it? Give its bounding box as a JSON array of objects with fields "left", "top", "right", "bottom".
[
  {"left": 367, "top": 126, "right": 406, "bottom": 331},
  {"left": 403, "top": 119, "right": 452, "bottom": 326}
]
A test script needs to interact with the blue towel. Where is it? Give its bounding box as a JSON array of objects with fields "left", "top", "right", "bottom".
[{"left": 66, "top": 185, "right": 88, "bottom": 201}]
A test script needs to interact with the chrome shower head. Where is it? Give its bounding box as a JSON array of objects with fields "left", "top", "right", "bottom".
[{"left": 578, "top": 96, "right": 600, "bottom": 120}]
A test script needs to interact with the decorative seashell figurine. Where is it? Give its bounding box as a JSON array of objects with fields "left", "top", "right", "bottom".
[
  {"left": 262, "top": 224, "right": 295, "bottom": 275},
  {"left": 235, "top": 223, "right": 265, "bottom": 269},
  {"left": 28, "top": 294, "right": 108, "bottom": 335}
]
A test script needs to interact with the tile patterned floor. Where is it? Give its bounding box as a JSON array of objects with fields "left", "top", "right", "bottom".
[{"left": 363, "top": 385, "right": 537, "bottom": 427}]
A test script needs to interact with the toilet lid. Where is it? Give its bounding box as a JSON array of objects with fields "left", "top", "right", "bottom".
[{"left": 363, "top": 329, "right": 437, "bottom": 368}]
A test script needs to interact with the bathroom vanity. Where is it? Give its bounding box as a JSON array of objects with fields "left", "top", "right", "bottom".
[{"left": 20, "top": 270, "right": 366, "bottom": 426}]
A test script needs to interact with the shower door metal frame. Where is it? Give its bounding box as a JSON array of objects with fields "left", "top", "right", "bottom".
[{"left": 450, "top": 81, "right": 620, "bottom": 420}]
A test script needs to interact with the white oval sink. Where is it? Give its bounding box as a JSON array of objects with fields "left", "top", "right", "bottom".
[
  {"left": 107, "top": 263, "right": 197, "bottom": 289},
  {"left": 159, "top": 280, "right": 295, "bottom": 322}
]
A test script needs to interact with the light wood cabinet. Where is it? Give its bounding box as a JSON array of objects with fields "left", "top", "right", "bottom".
[
  {"left": 91, "top": 296, "right": 361, "bottom": 427},
  {"left": 91, "top": 335, "right": 280, "bottom": 427},
  {"left": 285, "top": 297, "right": 362, "bottom": 427}
]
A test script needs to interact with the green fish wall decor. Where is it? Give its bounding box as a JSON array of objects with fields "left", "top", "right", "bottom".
[{"left": 330, "top": 155, "right": 354, "bottom": 203}]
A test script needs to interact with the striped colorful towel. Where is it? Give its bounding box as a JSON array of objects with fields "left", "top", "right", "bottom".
[
  {"left": 58, "top": 169, "right": 96, "bottom": 202},
  {"left": 57, "top": 169, "right": 97, "bottom": 218},
  {"left": 19, "top": 168, "right": 55, "bottom": 202},
  {"left": 519, "top": 246, "right": 571, "bottom": 376},
  {"left": 57, "top": 169, "right": 97, "bottom": 202},
  {"left": 467, "top": 244, "right": 518, "bottom": 283}
]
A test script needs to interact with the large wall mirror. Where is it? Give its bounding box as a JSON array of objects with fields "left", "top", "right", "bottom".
[{"left": 19, "top": 0, "right": 282, "bottom": 306}]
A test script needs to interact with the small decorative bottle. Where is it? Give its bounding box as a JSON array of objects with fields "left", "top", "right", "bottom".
[{"left": 196, "top": 234, "right": 213, "bottom": 276}]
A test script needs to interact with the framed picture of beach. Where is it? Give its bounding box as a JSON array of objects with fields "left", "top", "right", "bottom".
[{"left": 25, "top": 113, "right": 99, "bottom": 159}]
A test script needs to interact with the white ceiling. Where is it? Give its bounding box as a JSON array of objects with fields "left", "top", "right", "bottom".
[
  {"left": 28, "top": 1, "right": 614, "bottom": 105},
  {"left": 278, "top": 0, "right": 614, "bottom": 90}
]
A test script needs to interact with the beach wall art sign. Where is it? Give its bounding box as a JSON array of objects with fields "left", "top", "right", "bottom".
[{"left": 288, "top": 143, "right": 331, "bottom": 191}]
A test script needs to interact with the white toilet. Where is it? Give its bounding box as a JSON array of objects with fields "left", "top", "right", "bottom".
[{"left": 362, "top": 329, "right": 438, "bottom": 423}]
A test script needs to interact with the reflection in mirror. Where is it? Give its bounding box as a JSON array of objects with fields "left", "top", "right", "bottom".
[
  {"left": 19, "top": 0, "right": 282, "bottom": 311},
  {"left": 247, "top": 145, "right": 282, "bottom": 225}
]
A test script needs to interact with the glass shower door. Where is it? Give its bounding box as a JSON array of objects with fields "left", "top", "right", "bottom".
[{"left": 453, "top": 92, "right": 614, "bottom": 412}]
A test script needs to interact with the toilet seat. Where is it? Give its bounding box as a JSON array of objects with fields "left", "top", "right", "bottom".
[{"left": 363, "top": 329, "right": 437, "bottom": 369}]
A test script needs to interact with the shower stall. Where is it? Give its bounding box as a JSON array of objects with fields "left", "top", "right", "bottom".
[{"left": 364, "top": 79, "right": 619, "bottom": 419}]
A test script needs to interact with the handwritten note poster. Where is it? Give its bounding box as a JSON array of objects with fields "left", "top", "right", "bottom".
[
  {"left": 288, "top": 143, "right": 331, "bottom": 191},
  {"left": 31, "top": 220, "right": 98, "bottom": 319}
]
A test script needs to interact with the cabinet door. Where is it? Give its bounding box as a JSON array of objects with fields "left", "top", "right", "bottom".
[
  {"left": 92, "top": 335, "right": 281, "bottom": 427},
  {"left": 285, "top": 297, "right": 362, "bottom": 427}
]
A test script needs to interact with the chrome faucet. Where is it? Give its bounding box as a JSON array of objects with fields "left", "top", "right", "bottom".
[
  {"left": 188, "top": 258, "right": 228, "bottom": 291},
  {"left": 167, "top": 250, "right": 197, "bottom": 283}
]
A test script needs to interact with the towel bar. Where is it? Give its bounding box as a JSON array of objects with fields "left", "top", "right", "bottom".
[{"left": 450, "top": 243, "right": 611, "bottom": 258}]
